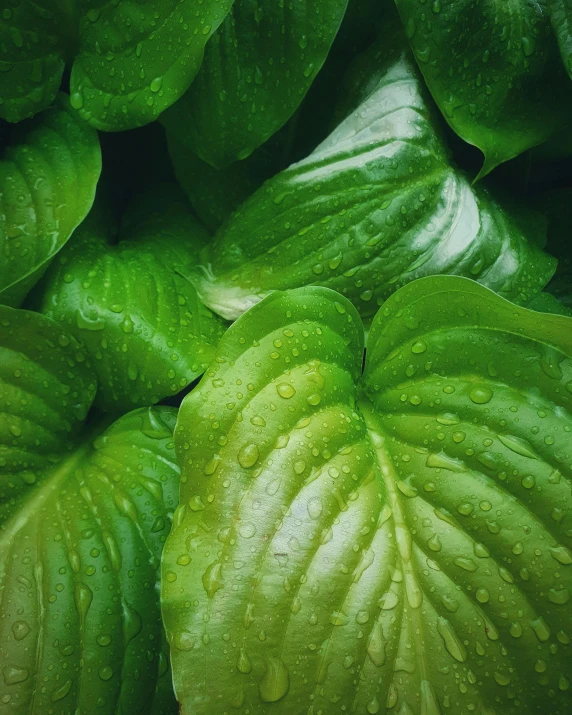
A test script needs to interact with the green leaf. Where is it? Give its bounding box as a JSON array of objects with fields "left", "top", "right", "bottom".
[
  {"left": 0, "top": 304, "right": 181, "bottom": 713},
  {"left": 36, "top": 186, "right": 227, "bottom": 413},
  {"left": 0, "top": 95, "right": 101, "bottom": 307},
  {"left": 192, "top": 38, "right": 556, "bottom": 323},
  {"left": 394, "top": 0, "right": 572, "bottom": 177},
  {"left": 551, "top": 0, "right": 572, "bottom": 79},
  {"left": 161, "top": 0, "right": 348, "bottom": 167},
  {"left": 166, "top": 116, "right": 297, "bottom": 233},
  {"left": 163, "top": 277, "right": 572, "bottom": 714},
  {"left": 1, "top": 0, "right": 235, "bottom": 130}
]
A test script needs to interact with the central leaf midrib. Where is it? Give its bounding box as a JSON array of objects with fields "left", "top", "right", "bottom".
[{"left": 359, "top": 399, "right": 430, "bottom": 687}]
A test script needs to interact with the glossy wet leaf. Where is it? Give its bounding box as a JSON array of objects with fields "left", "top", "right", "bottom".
[
  {"left": 0, "top": 95, "right": 101, "bottom": 307},
  {"left": 0, "top": 305, "right": 180, "bottom": 713},
  {"left": 551, "top": 0, "right": 572, "bottom": 80},
  {"left": 0, "top": 0, "right": 235, "bottom": 129},
  {"left": 162, "top": 0, "right": 348, "bottom": 167},
  {"left": 395, "top": 0, "right": 572, "bottom": 177},
  {"left": 163, "top": 277, "right": 572, "bottom": 714},
  {"left": 36, "top": 186, "right": 227, "bottom": 413},
  {"left": 192, "top": 37, "right": 555, "bottom": 322}
]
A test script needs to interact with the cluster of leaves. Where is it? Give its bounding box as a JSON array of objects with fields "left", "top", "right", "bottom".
[{"left": 1, "top": 1, "right": 572, "bottom": 713}]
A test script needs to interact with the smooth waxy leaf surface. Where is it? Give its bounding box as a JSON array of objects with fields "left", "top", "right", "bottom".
[
  {"left": 0, "top": 95, "right": 101, "bottom": 307},
  {"left": 37, "top": 187, "right": 227, "bottom": 413},
  {"left": 394, "top": 0, "right": 572, "bottom": 177},
  {"left": 162, "top": 0, "right": 348, "bottom": 167},
  {"left": 0, "top": 0, "right": 235, "bottom": 129},
  {"left": 192, "top": 38, "right": 555, "bottom": 323},
  {"left": 163, "top": 278, "right": 572, "bottom": 714},
  {"left": 0, "top": 305, "right": 181, "bottom": 713}
]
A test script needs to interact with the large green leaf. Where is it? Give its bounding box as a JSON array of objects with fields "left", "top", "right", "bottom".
[
  {"left": 0, "top": 304, "right": 181, "bottom": 713},
  {"left": 0, "top": 95, "right": 101, "bottom": 307},
  {"left": 161, "top": 0, "right": 348, "bottom": 167},
  {"left": 394, "top": 0, "right": 572, "bottom": 177},
  {"left": 191, "top": 37, "right": 555, "bottom": 323},
  {"left": 163, "top": 277, "right": 572, "bottom": 714},
  {"left": 0, "top": 0, "right": 235, "bottom": 130},
  {"left": 36, "top": 186, "right": 227, "bottom": 413}
]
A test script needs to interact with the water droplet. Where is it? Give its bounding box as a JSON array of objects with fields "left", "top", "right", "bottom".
[
  {"left": 238, "top": 442, "right": 259, "bottom": 468},
  {"left": 277, "top": 383, "right": 296, "bottom": 399},
  {"left": 51, "top": 679, "right": 72, "bottom": 702},
  {"left": 307, "top": 497, "right": 323, "bottom": 519},
  {"left": 469, "top": 387, "right": 493, "bottom": 404},
  {"left": 3, "top": 666, "right": 29, "bottom": 685},
  {"left": 437, "top": 617, "right": 467, "bottom": 662},
  {"left": 11, "top": 620, "right": 30, "bottom": 640},
  {"left": 237, "top": 648, "right": 252, "bottom": 673},
  {"left": 202, "top": 561, "right": 224, "bottom": 598},
  {"left": 99, "top": 666, "right": 113, "bottom": 681},
  {"left": 259, "top": 658, "right": 289, "bottom": 702}
]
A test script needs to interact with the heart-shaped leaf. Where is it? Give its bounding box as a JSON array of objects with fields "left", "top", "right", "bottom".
[
  {"left": 36, "top": 186, "right": 227, "bottom": 413},
  {"left": 0, "top": 0, "right": 235, "bottom": 129},
  {"left": 163, "top": 277, "right": 572, "bottom": 714},
  {"left": 162, "top": 0, "right": 349, "bottom": 167},
  {"left": 0, "top": 305, "right": 181, "bottom": 713},
  {"left": 192, "top": 34, "right": 556, "bottom": 323},
  {"left": 394, "top": 0, "right": 572, "bottom": 177},
  {"left": 0, "top": 95, "right": 101, "bottom": 307}
]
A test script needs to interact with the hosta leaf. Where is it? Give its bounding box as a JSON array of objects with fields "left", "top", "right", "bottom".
[
  {"left": 163, "top": 278, "right": 572, "bottom": 714},
  {"left": 0, "top": 95, "right": 101, "bottom": 307},
  {"left": 551, "top": 1, "right": 572, "bottom": 79},
  {"left": 0, "top": 0, "right": 235, "bottom": 129},
  {"left": 166, "top": 116, "right": 297, "bottom": 233},
  {"left": 0, "top": 305, "right": 181, "bottom": 713},
  {"left": 161, "top": 0, "right": 348, "bottom": 167},
  {"left": 36, "top": 186, "right": 227, "bottom": 413},
  {"left": 394, "top": 0, "right": 572, "bottom": 177},
  {"left": 192, "top": 37, "right": 555, "bottom": 322}
]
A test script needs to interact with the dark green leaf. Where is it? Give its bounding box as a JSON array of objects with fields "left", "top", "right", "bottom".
[
  {"left": 161, "top": 0, "right": 348, "bottom": 167},
  {"left": 163, "top": 278, "right": 572, "bottom": 714},
  {"left": 36, "top": 186, "right": 227, "bottom": 412},
  {"left": 192, "top": 38, "right": 555, "bottom": 322},
  {"left": 394, "top": 0, "right": 572, "bottom": 177},
  {"left": 551, "top": 0, "right": 572, "bottom": 79},
  {"left": 0, "top": 305, "right": 180, "bottom": 713},
  {"left": 0, "top": 0, "right": 235, "bottom": 129},
  {"left": 0, "top": 95, "right": 101, "bottom": 307}
]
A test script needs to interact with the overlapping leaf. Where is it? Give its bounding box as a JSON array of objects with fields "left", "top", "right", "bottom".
[
  {"left": 395, "top": 0, "right": 572, "bottom": 176},
  {"left": 0, "top": 95, "right": 101, "bottom": 307},
  {"left": 163, "top": 277, "right": 572, "bottom": 714},
  {"left": 192, "top": 37, "right": 555, "bottom": 322},
  {"left": 0, "top": 305, "right": 180, "bottom": 713},
  {"left": 162, "top": 0, "right": 348, "bottom": 167},
  {"left": 37, "top": 186, "right": 227, "bottom": 412},
  {"left": 0, "top": 0, "right": 235, "bottom": 129}
]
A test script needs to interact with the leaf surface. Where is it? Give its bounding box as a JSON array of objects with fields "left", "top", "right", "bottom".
[
  {"left": 0, "top": 95, "right": 101, "bottom": 307},
  {"left": 37, "top": 186, "right": 227, "bottom": 412},
  {"left": 162, "top": 0, "right": 348, "bottom": 167},
  {"left": 0, "top": 305, "right": 181, "bottom": 713},
  {"left": 394, "top": 0, "right": 572, "bottom": 176},
  {"left": 193, "top": 39, "right": 555, "bottom": 322},
  {"left": 0, "top": 0, "right": 235, "bottom": 129},
  {"left": 164, "top": 278, "right": 572, "bottom": 715}
]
